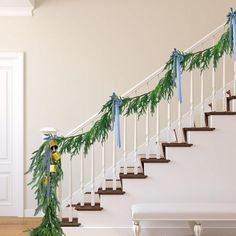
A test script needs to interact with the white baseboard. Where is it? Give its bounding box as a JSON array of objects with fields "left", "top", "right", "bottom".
[
  {"left": 24, "top": 209, "right": 43, "bottom": 217},
  {"left": 0, "top": 7, "right": 34, "bottom": 16}
]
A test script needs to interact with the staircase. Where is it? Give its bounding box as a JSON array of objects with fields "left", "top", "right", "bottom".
[{"left": 41, "top": 22, "right": 236, "bottom": 236}]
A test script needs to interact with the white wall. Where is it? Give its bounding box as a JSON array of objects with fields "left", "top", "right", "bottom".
[{"left": 0, "top": 0, "right": 235, "bottom": 211}]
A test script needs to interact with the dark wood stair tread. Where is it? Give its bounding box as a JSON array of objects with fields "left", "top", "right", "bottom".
[
  {"left": 75, "top": 203, "right": 103, "bottom": 211},
  {"left": 162, "top": 142, "right": 193, "bottom": 147},
  {"left": 227, "top": 96, "right": 236, "bottom": 101},
  {"left": 140, "top": 157, "right": 170, "bottom": 164},
  {"left": 119, "top": 172, "right": 147, "bottom": 179},
  {"left": 61, "top": 218, "right": 81, "bottom": 227},
  {"left": 97, "top": 188, "right": 125, "bottom": 195},
  {"left": 183, "top": 127, "right": 215, "bottom": 131},
  {"left": 205, "top": 111, "right": 236, "bottom": 116},
  {"left": 67, "top": 202, "right": 100, "bottom": 207}
]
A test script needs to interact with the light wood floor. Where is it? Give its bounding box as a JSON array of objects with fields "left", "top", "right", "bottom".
[{"left": 0, "top": 217, "right": 41, "bottom": 236}]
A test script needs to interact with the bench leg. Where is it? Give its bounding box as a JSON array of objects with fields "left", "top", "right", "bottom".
[
  {"left": 194, "top": 224, "right": 202, "bottom": 236},
  {"left": 133, "top": 221, "right": 141, "bottom": 236}
]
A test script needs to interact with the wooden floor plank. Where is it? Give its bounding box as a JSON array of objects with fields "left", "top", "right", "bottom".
[{"left": 0, "top": 217, "right": 41, "bottom": 236}]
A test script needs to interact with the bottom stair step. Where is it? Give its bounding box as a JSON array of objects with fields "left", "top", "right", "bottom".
[
  {"left": 60, "top": 218, "right": 81, "bottom": 227},
  {"left": 74, "top": 203, "right": 103, "bottom": 211}
]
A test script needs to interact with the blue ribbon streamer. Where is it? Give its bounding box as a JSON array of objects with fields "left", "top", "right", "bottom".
[
  {"left": 111, "top": 92, "right": 122, "bottom": 148},
  {"left": 228, "top": 8, "right": 236, "bottom": 60},
  {"left": 172, "top": 48, "right": 184, "bottom": 103},
  {"left": 44, "top": 147, "right": 51, "bottom": 197},
  {"left": 43, "top": 134, "right": 61, "bottom": 197}
]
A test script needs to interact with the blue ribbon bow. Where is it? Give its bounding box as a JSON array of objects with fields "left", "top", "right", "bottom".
[
  {"left": 111, "top": 93, "right": 122, "bottom": 148},
  {"left": 172, "top": 48, "right": 184, "bottom": 103},
  {"left": 227, "top": 8, "right": 236, "bottom": 60},
  {"left": 44, "top": 146, "right": 51, "bottom": 197}
]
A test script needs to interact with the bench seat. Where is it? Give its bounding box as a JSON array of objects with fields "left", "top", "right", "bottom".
[{"left": 131, "top": 203, "right": 236, "bottom": 236}]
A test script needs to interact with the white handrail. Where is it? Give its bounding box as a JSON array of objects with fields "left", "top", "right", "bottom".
[
  {"left": 185, "top": 23, "right": 225, "bottom": 53},
  {"left": 66, "top": 22, "right": 225, "bottom": 137}
]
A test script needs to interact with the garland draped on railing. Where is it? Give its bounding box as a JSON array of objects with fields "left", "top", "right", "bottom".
[{"left": 26, "top": 9, "right": 235, "bottom": 236}]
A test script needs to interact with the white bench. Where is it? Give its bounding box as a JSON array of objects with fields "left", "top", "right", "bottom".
[{"left": 131, "top": 203, "right": 236, "bottom": 236}]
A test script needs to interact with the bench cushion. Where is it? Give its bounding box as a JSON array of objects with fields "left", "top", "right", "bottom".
[{"left": 132, "top": 203, "right": 236, "bottom": 221}]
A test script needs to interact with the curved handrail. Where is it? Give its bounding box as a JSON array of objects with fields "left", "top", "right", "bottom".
[{"left": 66, "top": 22, "right": 225, "bottom": 137}]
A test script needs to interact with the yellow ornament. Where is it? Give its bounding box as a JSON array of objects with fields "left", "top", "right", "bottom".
[
  {"left": 50, "top": 164, "right": 56, "bottom": 173},
  {"left": 49, "top": 139, "right": 59, "bottom": 153},
  {"left": 49, "top": 140, "right": 58, "bottom": 148},
  {"left": 43, "top": 176, "right": 48, "bottom": 185},
  {"left": 51, "top": 151, "right": 61, "bottom": 161}
]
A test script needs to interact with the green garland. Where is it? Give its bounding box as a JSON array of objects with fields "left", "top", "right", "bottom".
[
  {"left": 26, "top": 11, "right": 234, "bottom": 236},
  {"left": 26, "top": 139, "right": 64, "bottom": 235},
  {"left": 60, "top": 27, "right": 231, "bottom": 155}
]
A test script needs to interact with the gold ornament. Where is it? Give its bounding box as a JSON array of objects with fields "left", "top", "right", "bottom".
[
  {"left": 51, "top": 151, "right": 61, "bottom": 161},
  {"left": 49, "top": 139, "right": 59, "bottom": 153},
  {"left": 50, "top": 164, "right": 56, "bottom": 173},
  {"left": 43, "top": 176, "right": 48, "bottom": 185},
  {"left": 49, "top": 140, "right": 58, "bottom": 148}
]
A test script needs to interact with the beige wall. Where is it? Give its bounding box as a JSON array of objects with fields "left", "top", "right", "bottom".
[{"left": 0, "top": 0, "right": 235, "bottom": 211}]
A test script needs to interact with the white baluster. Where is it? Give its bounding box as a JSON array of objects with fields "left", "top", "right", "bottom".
[
  {"left": 222, "top": 53, "right": 226, "bottom": 111},
  {"left": 102, "top": 142, "right": 106, "bottom": 191},
  {"left": 156, "top": 103, "right": 163, "bottom": 158},
  {"left": 167, "top": 101, "right": 171, "bottom": 143},
  {"left": 58, "top": 181, "right": 62, "bottom": 222},
  {"left": 112, "top": 129, "right": 117, "bottom": 190},
  {"left": 145, "top": 104, "right": 150, "bottom": 159},
  {"left": 189, "top": 71, "right": 194, "bottom": 127},
  {"left": 233, "top": 61, "right": 236, "bottom": 111},
  {"left": 123, "top": 116, "right": 128, "bottom": 175},
  {"left": 68, "top": 151, "right": 73, "bottom": 222},
  {"left": 91, "top": 144, "right": 95, "bottom": 206},
  {"left": 145, "top": 82, "right": 150, "bottom": 159},
  {"left": 188, "top": 71, "right": 194, "bottom": 143},
  {"left": 200, "top": 70, "right": 205, "bottom": 127},
  {"left": 80, "top": 147, "right": 84, "bottom": 206},
  {"left": 211, "top": 38, "right": 216, "bottom": 111},
  {"left": 177, "top": 101, "right": 184, "bottom": 142},
  {"left": 134, "top": 111, "right": 138, "bottom": 175}
]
